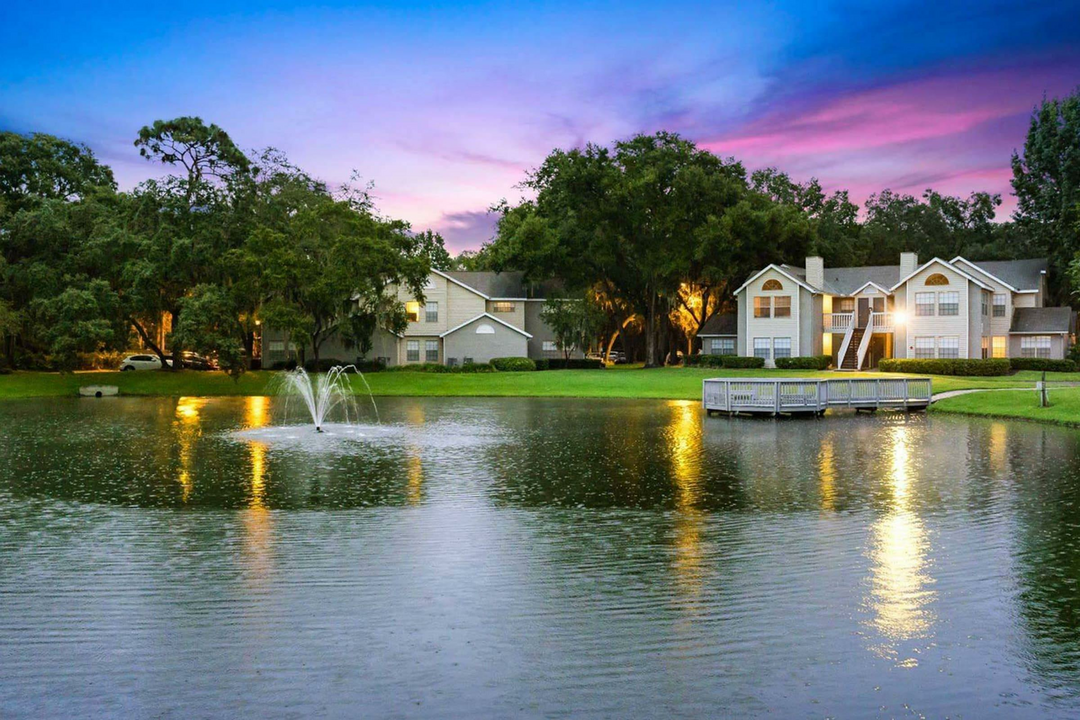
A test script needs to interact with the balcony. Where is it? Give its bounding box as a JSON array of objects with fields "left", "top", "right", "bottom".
[{"left": 823, "top": 312, "right": 853, "bottom": 332}]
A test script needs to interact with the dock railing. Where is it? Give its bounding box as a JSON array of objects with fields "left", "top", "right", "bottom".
[{"left": 703, "top": 377, "right": 932, "bottom": 415}]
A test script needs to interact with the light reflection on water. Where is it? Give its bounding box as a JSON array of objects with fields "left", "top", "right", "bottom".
[{"left": 2, "top": 396, "right": 1080, "bottom": 718}]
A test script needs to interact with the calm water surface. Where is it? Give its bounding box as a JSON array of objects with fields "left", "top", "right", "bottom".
[{"left": 2, "top": 396, "right": 1080, "bottom": 718}]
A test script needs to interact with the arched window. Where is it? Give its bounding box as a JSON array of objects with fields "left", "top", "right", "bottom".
[
  {"left": 762, "top": 279, "right": 783, "bottom": 291},
  {"left": 925, "top": 272, "right": 950, "bottom": 286},
  {"left": 475, "top": 323, "right": 495, "bottom": 335}
]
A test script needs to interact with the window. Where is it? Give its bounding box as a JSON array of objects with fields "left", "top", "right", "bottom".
[
  {"left": 709, "top": 338, "right": 735, "bottom": 355},
  {"left": 938, "top": 336, "right": 959, "bottom": 359},
  {"left": 425, "top": 301, "right": 438, "bottom": 323},
  {"left": 267, "top": 341, "right": 284, "bottom": 352},
  {"left": 981, "top": 294, "right": 988, "bottom": 316},
  {"left": 753, "top": 338, "right": 770, "bottom": 360},
  {"left": 925, "top": 272, "right": 950, "bottom": 286},
  {"left": 542, "top": 341, "right": 557, "bottom": 352},
  {"left": 406, "top": 301, "right": 420, "bottom": 322},
  {"left": 406, "top": 340, "right": 420, "bottom": 362},
  {"left": 915, "top": 293, "right": 935, "bottom": 317},
  {"left": 982, "top": 336, "right": 990, "bottom": 359},
  {"left": 425, "top": 340, "right": 439, "bottom": 362},
  {"left": 938, "top": 291, "right": 959, "bottom": 316},
  {"left": 835, "top": 298, "right": 855, "bottom": 313},
  {"left": 492, "top": 301, "right": 516, "bottom": 313},
  {"left": 772, "top": 337, "right": 792, "bottom": 358},
  {"left": 992, "top": 336, "right": 1007, "bottom": 358},
  {"left": 1021, "top": 336, "right": 1052, "bottom": 359},
  {"left": 475, "top": 323, "right": 495, "bottom": 335},
  {"left": 773, "top": 296, "right": 791, "bottom": 318},
  {"left": 762, "top": 279, "right": 783, "bottom": 291},
  {"left": 754, "top": 296, "right": 771, "bottom": 318},
  {"left": 993, "top": 294, "right": 1007, "bottom": 317},
  {"left": 914, "top": 337, "right": 934, "bottom": 359}
]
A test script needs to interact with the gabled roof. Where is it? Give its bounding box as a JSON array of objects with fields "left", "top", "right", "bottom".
[
  {"left": 951, "top": 257, "right": 1047, "bottom": 293},
  {"left": 889, "top": 257, "right": 991, "bottom": 292},
  {"left": 439, "top": 312, "right": 532, "bottom": 338},
  {"left": 734, "top": 264, "right": 818, "bottom": 295},
  {"left": 436, "top": 270, "right": 555, "bottom": 300},
  {"left": 1010, "top": 307, "right": 1075, "bottom": 334},
  {"left": 697, "top": 313, "right": 737, "bottom": 336}
]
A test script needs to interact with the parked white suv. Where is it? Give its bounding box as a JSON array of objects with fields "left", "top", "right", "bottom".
[{"left": 119, "top": 354, "right": 172, "bottom": 371}]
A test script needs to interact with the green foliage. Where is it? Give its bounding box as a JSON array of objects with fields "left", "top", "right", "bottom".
[
  {"left": 385, "top": 361, "right": 495, "bottom": 373},
  {"left": 540, "top": 295, "right": 606, "bottom": 360},
  {"left": 878, "top": 358, "right": 1012, "bottom": 376},
  {"left": 134, "top": 117, "right": 250, "bottom": 186},
  {"left": 1009, "top": 358, "right": 1077, "bottom": 372},
  {"left": 684, "top": 354, "right": 765, "bottom": 369},
  {"left": 0, "top": 131, "right": 116, "bottom": 216},
  {"left": 169, "top": 284, "right": 246, "bottom": 378},
  {"left": 539, "top": 358, "right": 605, "bottom": 369},
  {"left": 490, "top": 356, "right": 537, "bottom": 371},
  {"left": 774, "top": 355, "right": 832, "bottom": 370},
  {"left": 1012, "top": 88, "right": 1080, "bottom": 295},
  {"left": 716, "top": 355, "right": 765, "bottom": 369}
]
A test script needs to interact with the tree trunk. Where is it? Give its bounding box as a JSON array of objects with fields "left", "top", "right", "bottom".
[
  {"left": 130, "top": 318, "right": 172, "bottom": 370},
  {"left": 644, "top": 292, "right": 659, "bottom": 368}
]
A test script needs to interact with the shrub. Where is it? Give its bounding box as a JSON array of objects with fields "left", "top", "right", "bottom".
[
  {"left": 269, "top": 359, "right": 298, "bottom": 371},
  {"left": 490, "top": 356, "right": 537, "bottom": 372},
  {"left": 877, "top": 358, "right": 1011, "bottom": 376},
  {"left": 543, "top": 358, "right": 604, "bottom": 370},
  {"left": 684, "top": 353, "right": 732, "bottom": 368},
  {"left": 303, "top": 358, "right": 348, "bottom": 372},
  {"left": 1009, "top": 357, "right": 1077, "bottom": 372},
  {"left": 774, "top": 355, "right": 832, "bottom": 370},
  {"left": 386, "top": 362, "right": 450, "bottom": 373},
  {"left": 350, "top": 358, "right": 387, "bottom": 373},
  {"left": 460, "top": 361, "right": 495, "bottom": 373},
  {"left": 721, "top": 356, "right": 766, "bottom": 369}
]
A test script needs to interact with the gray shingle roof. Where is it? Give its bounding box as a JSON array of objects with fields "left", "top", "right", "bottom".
[
  {"left": 443, "top": 271, "right": 527, "bottom": 297},
  {"left": 1010, "top": 307, "right": 1075, "bottom": 334},
  {"left": 967, "top": 258, "right": 1047, "bottom": 291},
  {"left": 698, "top": 313, "right": 737, "bottom": 336},
  {"left": 775, "top": 257, "right": 1048, "bottom": 295}
]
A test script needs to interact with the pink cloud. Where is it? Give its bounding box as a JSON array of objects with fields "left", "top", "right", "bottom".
[{"left": 702, "top": 68, "right": 1056, "bottom": 160}]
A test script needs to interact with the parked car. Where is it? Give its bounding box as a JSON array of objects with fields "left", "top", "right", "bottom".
[
  {"left": 180, "top": 351, "right": 217, "bottom": 371},
  {"left": 119, "top": 354, "right": 172, "bottom": 371}
]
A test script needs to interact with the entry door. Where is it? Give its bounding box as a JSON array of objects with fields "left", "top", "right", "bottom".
[{"left": 857, "top": 298, "right": 871, "bottom": 328}]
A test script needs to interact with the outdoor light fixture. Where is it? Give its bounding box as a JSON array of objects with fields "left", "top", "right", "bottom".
[{"left": 893, "top": 310, "right": 908, "bottom": 325}]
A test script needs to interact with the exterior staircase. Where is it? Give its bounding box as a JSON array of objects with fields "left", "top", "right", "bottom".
[{"left": 840, "top": 328, "right": 864, "bottom": 369}]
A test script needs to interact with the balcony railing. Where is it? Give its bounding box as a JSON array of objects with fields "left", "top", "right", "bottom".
[
  {"left": 869, "top": 312, "right": 894, "bottom": 332},
  {"left": 823, "top": 312, "right": 854, "bottom": 332}
]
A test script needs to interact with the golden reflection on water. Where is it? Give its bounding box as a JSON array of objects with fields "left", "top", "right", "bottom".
[
  {"left": 174, "top": 397, "right": 208, "bottom": 503},
  {"left": 242, "top": 397, "right": 274, "bottom": 584},
  {"left": 818, "top": 433, "right": 837, "bottom": 512},
  {"left": 865, "top": 423, "right": 935, "bottom": 665},
  {"left": 667, "top": 401, "right": 705, "bottom": 606},
  {"left": 405, "top": 404, "right": 425, "bottom": 505},
  {"left": 989, "top": 421, "right": 1008, "bottom": 475}
]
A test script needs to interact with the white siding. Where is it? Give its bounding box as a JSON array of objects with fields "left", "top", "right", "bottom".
[
  {"left": 902, "top": 263, "right": 974, "bottom": 358},
  {"left": 742, "top": 268, "right": 803, "bottom": 364}
]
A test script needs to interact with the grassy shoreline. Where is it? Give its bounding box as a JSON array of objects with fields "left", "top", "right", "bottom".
[
  {"left": 0, "top": 365, "right": 1076, "bottom": 399},
  {"left": 930, "top": 387, "right": 1080, "bottom": 427}
]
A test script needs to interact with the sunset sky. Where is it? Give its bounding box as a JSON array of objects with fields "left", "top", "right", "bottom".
[{"left": 2, "top": 1, "right": 1078, "bottom": 253}]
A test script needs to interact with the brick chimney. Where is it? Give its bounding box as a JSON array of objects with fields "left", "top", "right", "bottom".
[
  {"left": 805, "top": 256, "right": 824, "bottom": 290},
  {"left": 900, "top": 252, "right": 918, "bottom": 279}
]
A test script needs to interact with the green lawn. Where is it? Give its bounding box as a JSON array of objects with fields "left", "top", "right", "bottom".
[
  {"left": 932, "top": 386, "right": 1080, "bottom": 426},
  {"left": 0, "top": 365, "right": 1074, "bottom": 400}
]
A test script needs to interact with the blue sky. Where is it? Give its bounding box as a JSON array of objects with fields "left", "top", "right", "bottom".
[{"left": 2, "top": 1, "right": 1078, "bottom": 251}]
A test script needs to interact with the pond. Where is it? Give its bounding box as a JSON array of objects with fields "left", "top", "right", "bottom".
[{"left": 2, "top": 396, "right": 1080, "bottom": 718}]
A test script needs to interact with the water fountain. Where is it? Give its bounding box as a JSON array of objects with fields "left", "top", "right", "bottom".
[{"left": 277, "top": 365, "right": 379, "bottom": 431}]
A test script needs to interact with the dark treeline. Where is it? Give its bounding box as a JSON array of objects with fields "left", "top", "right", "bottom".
[
  {"left": 0, "top": 117, "right": 449, "bottom": 373},
  {"left": 461, "top": 90, "right": 1080, "bottom": 365},
  {"left": 1, "top": 90, "right": 1078, "bottom": 371}
]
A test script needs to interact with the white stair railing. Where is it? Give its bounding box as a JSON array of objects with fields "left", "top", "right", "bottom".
[
  {"left": 836, "top": 320, "right": 857, "bottom": 369},
  {"left": 855, "top": 312, "right": 876, "bottom": 369}
]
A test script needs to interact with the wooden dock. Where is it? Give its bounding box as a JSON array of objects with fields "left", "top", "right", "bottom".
[{"left": 702, "top": 377, "right": 932, "bottom": 416}]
